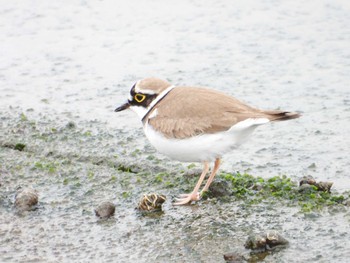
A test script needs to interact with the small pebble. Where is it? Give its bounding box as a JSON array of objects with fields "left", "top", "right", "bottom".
[
  {"left": 315, "top": 181, "right": 333, "bottom": 193},
  {"left": 265, "top": 230, "right": 289, "bottom": 249},
  {"left": 95, "top": 202, "right": 115, "bottom": 218},
  {"left": 299, "top": 176, "right": 316, "bottom": 186},
  {"left": 15, "top": 188, "right": 38, "bottom": 211},
  {"left": 245, "top": 230, "right": 288, "bottom": 251},
  {"left": 299, "top": 176, "right": 333, "bottom": 192}
]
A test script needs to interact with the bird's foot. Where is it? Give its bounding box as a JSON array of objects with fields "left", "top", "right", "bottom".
[{"left": 173, "top": 192, "right": 200, "bottom": 205}]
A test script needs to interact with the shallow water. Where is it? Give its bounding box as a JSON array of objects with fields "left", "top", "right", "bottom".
[{"left": 1, "top": 0, "right": 350, "bottom": 262}]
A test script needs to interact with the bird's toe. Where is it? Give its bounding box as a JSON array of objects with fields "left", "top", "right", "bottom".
[{"left": 173, "top": 192, "right": 200, "bottom": 205}]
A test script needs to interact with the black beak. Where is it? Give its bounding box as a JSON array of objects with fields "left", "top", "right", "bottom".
[{"left": 115, "top": 102, "right": 130, "bottom": 112}]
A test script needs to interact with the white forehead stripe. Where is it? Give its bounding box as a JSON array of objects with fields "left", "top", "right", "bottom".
[
  {"left": 134, "top": 81, "right": 156, "bottom": 95},
  {"left": 135, "top": 87, "right": 156, "bottom": 95}
]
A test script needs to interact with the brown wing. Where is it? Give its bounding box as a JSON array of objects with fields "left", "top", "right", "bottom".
[{"left": 147, "top": 86, "right": 270, "bottom": 139}]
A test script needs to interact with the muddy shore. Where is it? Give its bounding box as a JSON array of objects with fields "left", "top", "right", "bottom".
[
  {"left": 1, "top": 111, "right": 349, "bottom": 262},
  {"left": 1, "top": 0, "right": 350, "bottom": 262}
]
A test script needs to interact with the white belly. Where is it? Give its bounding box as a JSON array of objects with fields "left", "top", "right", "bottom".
[{"left": 143, "top": 118, "right": 269, "bottom": 162}]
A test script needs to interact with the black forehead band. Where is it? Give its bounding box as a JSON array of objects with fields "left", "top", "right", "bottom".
[{"left": 130, "top": 84, "right": 136, "bottom": 95}]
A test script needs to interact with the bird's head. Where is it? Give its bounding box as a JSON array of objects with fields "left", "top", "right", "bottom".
[{"left": 115, "top": 78, "right": 172, "bottom": 120}]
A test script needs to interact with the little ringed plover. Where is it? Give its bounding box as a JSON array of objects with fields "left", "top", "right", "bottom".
[{"left": 115, "top": 78, "right": 300, "bottom": 205}]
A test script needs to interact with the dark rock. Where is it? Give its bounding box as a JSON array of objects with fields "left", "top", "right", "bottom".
[
  {"left": 208, "top": 179, "right": 232, "bottom": 197},
  {"left": 15, "top": 188, "right": 38, "bottom": 211},
  {"left": 95, "top": 202, "right": 115, "bottom": 218},
  {"left": 137, "top": 193, "right": 166, "bottom": 212},
  {"left": 66, "top": 121, "right": 76, "bottom": 129},
  {"left": 223, "top": 252, "right": 245, "bottom": 263}
]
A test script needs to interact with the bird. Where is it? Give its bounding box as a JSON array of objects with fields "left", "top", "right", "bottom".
[{"left": 115, "top": 77, "right": 300, "bottom": 205}]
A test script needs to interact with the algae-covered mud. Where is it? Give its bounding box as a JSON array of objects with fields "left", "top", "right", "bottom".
[
  {"left": 1, "top": 0, "right": 350, "bottom": 262},
  {"left": 1, "top": 112, "right": 350, "bottom": 263}
]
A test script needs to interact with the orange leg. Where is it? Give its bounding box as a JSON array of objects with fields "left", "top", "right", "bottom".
[
  {"left": 200, "top": 158, "right": 221, "bottom": 195},
  {"left": 174, "top": 161, "right": 210, "bottom": 205}
]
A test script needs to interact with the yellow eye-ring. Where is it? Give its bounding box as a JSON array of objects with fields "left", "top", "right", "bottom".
[{"left": 134, "top": 94, "right": 146, "bottom": 103}]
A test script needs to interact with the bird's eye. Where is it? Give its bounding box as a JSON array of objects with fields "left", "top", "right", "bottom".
[{"left": 134, "top": 94, "right": 146, "bottom": 103}]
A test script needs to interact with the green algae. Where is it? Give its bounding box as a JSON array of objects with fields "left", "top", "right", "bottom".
[
  {"left": 14, "top": 143, "right": 26, "bottom": 151},
  {"left": 123, "top": 165, "right": 349, "bottom": 212},
  {"left": 213, "top": 172, "right": 348, "bottom": 212}
]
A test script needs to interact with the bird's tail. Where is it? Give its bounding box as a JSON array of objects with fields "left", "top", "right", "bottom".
[{"left": 263, "top": 110, "right": 301, "bottom": 121}]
